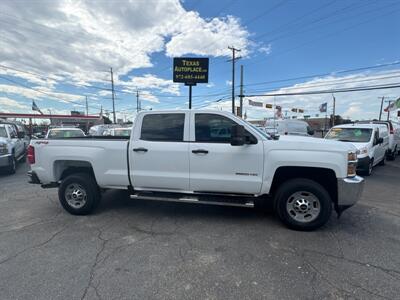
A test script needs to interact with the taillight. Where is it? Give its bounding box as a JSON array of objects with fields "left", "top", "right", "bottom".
[{"left": 27, "top": 145, "right": 35, "bottom": 164}]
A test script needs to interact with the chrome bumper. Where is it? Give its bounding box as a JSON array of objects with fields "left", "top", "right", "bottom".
[{"left": 337, "top": 176, "right": 365, "bottom": 206}]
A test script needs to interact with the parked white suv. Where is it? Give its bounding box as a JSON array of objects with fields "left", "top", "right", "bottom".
[
  {"left": 0, "top": 123, "right": 26, "bottom": 174},
  {"left": 325, "top": 124, "right": 389, "bottom": 176}
]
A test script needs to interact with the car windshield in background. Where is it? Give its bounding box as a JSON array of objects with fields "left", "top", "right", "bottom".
[
  {"left": 326, "top": 128, "right": 372, "bottom": 143},
  {"left": 114, "top": 129, "right": 131, "bottom": 136},
  {"left": 48, "top": 129, "right": 84, "bottom": 138},
  {"left": 0, "top": 127, "right": 7, "bottom": 138}
]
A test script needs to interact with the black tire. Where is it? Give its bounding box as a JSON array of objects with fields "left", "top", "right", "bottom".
[
  {"left": 363, "top": 159, "right": 373, "bottom": 176},
  {"left": 274, "top": 178, "right": 332, "bottom": 231},
  {"left": 6, "top": 155, "right": 16, "bottom": 174},
  {"left": 58, "top": 173, "right": 100, "bottom": 215}
]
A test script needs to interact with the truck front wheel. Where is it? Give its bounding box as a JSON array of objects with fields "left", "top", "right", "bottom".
[
  {"left": 274, "top": 179, "right": 332, "bottom": 231},
  {"left": 58, "top": 173, "right": 100, "bottom": 215}
]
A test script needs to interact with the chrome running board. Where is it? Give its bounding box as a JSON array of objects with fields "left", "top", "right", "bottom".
[{"left": 130, "top": 192, "right": 254, "bottom": 208}]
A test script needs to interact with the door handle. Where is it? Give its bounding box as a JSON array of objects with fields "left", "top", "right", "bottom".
[
  {"left": 192, "top": 149, "right": 209, "bottom": 154},
  {"left": 133, "top": 147, "right": 148, "bottom": 152}
]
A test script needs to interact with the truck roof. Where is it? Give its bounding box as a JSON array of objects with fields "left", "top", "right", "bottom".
[{"left": 332, "top": 123, "right": 382, "bottom": 129}]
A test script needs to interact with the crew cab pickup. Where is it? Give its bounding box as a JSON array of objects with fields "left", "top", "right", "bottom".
[{"left": 28, "top": 110, "right": 364, "bottom": 231}]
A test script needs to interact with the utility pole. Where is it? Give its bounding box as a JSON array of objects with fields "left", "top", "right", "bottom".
[
  {"left": 332, "top": 94, "right": 336, "bottom": 126},
  {"left": 239, "top": 65, "right": 244, "bottom": 118},
  {"left": 136, "top": 90, "right": 140, "bottom": 113},
  {"left": 228, "top": 46, "right": 241, "bottom": 115},
  {"left": 85, "top": 96, "right": 89, "bottom": 116},
  {"left": 110, "top": 67, "right": 116, "bottom": 124},
  {"left": 379, "top": 96, "right": 385, "bottom": 121},
  {"left": 387, "top": 100, "right": 392, "bottom": 121}
]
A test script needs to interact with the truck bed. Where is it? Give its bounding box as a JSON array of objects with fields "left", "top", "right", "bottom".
[{"left": 31, "top": 138, "right": 130, "bottom": 188}]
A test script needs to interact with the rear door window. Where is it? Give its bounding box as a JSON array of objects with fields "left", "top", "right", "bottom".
[{"left": 141, "top": 114, "right": 185, "bottom": 142}]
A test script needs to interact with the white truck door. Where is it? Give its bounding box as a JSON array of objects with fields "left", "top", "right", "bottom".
[
  {"left": 9, "top": 126, "right": 23, "bottom": 157},
  {"left": 129, "top": 112, "right": 190, "bottom": 191},
  {"left": 189, "top": 112, "right": 264, "bottom": 194}
]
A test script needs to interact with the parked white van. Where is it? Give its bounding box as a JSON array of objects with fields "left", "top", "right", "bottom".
[
  {"left": 325, "top": 124, "right": 389, "bottom": 176},
  {"left": 358, "top": 120, "right": 400, "bottom": 160},
  {"left": 264, "top": 119, "right": 314, "bottom": 136}
]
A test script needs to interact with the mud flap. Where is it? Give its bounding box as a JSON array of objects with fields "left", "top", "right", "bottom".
[{"left": 335, "top": 204, "right": 353, "bottom": 219}]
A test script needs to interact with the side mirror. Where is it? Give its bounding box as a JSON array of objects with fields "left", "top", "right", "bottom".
[
  {"left": 307, "top": 127, "right": 314, "bottom": 135},
  {"left": 377, "top": 137, "right": 383, "bottom": 144},
  {"left": 230, "top": 125, "right": 245, "bottom": 146},
  {"left": 272, "top": 134, "right": 280, "bottom": 140},
  {"left": 17, "top": 132, "right": 25, "bottom": 138}
]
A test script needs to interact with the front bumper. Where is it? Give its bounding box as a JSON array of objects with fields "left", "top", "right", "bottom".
[
  {"left": 337, "top": 176, "right": 365, "bottom": 207},
  {"left": 0, "top": 154, "right": 11, "bottom": 167}
]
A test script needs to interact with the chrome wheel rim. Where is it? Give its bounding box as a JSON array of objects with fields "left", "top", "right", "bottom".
[
  {"left": 286, "top": 191, "right": 321, "bottom": 223},
  {"left": 64, "top": 183, "right": 87, "bottom": 209}
]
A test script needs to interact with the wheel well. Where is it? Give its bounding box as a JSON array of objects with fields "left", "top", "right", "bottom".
[
  {"left": 54, "top": 160, "right": 96, "bottom": 183},
  {"left": 270, "top": 166, "right": 338, "bottom": 204}
]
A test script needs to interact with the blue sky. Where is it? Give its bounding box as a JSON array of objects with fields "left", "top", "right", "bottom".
[{"left": 0, "top": 0, "right": 399, "bottom": 121}]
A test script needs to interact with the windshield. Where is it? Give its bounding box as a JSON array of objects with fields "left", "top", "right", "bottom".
[
  {"left": 325, "top": 127, "right": 372, "bottom": 143},
  {"left": 48, "top": 129, "right": 85, "bottom": 138},
  {"left": 0, "top": 127, "right": 7, "bottom": 138},
  {"left": 248, "top": 123, "right": 271, "bottom": 139},
  {"left": 114, "top": 129, "right": 131, "bottom": 136}
]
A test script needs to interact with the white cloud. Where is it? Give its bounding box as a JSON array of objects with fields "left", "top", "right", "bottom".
[
  {"left": 0, "top": 97, "right": 29, "bottom": 109},
  {"left": 165, "top": 15, "right": 250, "bottom": 57},
  {"left": 258, "top": 44, "right": 272, "bottom": 55},
  {"left": 120, "top": 74, "right": 180, "bottom": 96},
  {"left": 226, "top": 80, "right": 232, "bottom": 86},
  {"left": 0, "top": 0, "right": 251, "bottom": 86},
  {"left": 0, "top": 84, "right": 85, "bottom": 104}
]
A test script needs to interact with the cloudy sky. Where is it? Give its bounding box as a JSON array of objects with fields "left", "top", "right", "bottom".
[{"left": 0, "top": 0, "right": 399, "bottom": 121}]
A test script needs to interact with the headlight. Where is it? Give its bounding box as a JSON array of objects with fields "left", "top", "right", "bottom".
[
  {"left": 347, "top": 151, "right": 357, "bottom": 177},
  {"left": 0, "top": 143, "right": 8, "bottom": 155},
  {"left": 348, "top": 152, "right": 357, "bottom": 162},
  {"left": 357, "top": 147, "right": 368, "bottom": 155}
]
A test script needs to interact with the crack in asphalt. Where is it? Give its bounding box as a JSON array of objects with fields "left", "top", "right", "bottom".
[
  {"left": 80, "top": 227, "right": 107, "bottom": 300},
  {"left": 0, "top": 210, "right": 63, "bottom": 235},
  {"left": 303, "top": 248, "right": 400, "bottom": 279},
  {"left": 0, "top": 224, "right": 68, "bottom": 265}
]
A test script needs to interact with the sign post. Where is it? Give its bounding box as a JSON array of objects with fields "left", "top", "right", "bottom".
[{"left": 173, "top": 57, "right": 209, "bottom": 109}]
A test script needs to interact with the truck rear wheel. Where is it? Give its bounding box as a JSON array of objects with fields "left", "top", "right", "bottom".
[
  {"left": 274, "top": 179, "right": 332, "bottom": 231},
  {"left": 58, "top": 173, "right": 100, "bottom": 215}
]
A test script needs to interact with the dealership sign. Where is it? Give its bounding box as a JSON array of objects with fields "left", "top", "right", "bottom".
[{"left": 173, "top": 57, "right": 209, "bottom": 84}]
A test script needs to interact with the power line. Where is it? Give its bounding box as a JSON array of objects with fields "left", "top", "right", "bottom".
[
  {"left": 245, "top": 73, "right": 400, "bottom": 94},
  {"left": 244, "top": 82, "right": 400, "bottom": 97},
  {"left": 242, "top": 61, "right": 400, "bottom": 88},
  {"left": 0, "top": 75, "right": 90, "bottom": 107},
  {"left": 246, "top": 5, "right": 400, "bottom": 67}
]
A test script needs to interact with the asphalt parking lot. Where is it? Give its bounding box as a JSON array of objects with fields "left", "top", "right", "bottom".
[{"left": 0, "top": 162, "right": 399, "bottom": 300}]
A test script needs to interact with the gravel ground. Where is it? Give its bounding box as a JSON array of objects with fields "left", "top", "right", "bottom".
[{"left": 0, "top": 160, "right": 399, "bottom": 300}]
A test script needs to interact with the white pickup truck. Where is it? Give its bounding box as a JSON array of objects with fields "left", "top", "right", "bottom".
[{"left": 27, "top": 110, "right": 364, "bottom": 231}]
